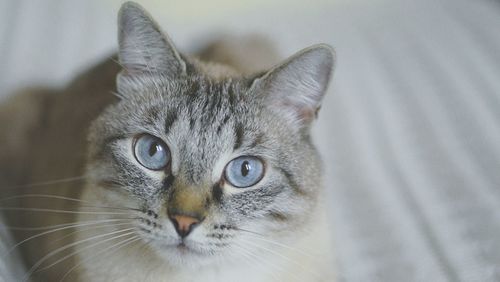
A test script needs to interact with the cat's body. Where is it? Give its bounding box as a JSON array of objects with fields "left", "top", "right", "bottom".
[
  {"left": 0, "top": 59, "right": 122, "bottom": 281},
  {"left": 0, "top": 2, "right": 335, "bottom": 281}
]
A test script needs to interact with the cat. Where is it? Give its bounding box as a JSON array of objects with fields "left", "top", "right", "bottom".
[{"left": 0, "top": 2, "right": 335, "bottom": 281}]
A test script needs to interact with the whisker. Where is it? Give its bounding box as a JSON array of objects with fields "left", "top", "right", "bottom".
[
  {"left": 241, "top": 239, "right": 322, "bottom": 281},
  {"left": 109, "top": 56, "right": 127, "bottom": 71},
  {"left": 0, "top": 194, "right": 141, "bottom": 211},
  {"left": 0, "top": 207, "right": 131, "bottom": 215},
  {"left": 234, "top": 227, "right": 264, "bottom": 236},
  {"left": 0, "top": 176, "right": 86, "bottom": 192},
  {"left": 237, "top": 242, "right": 302, "bottom": 282},
  {"left": 48, "top": 222, "right": 134, "bottom": 247},
  {"left": 108, "top": 58, "right": 131, "bottom": 101},
  {"left": 59, "top": 236, "right": 141, "bottom": 282},
  {"left": 231, "top": 243, "right": 283, "bottom": 282},
  {"left": 8, "top": 218, "right": 135, "bottom": 253},
  {"left": 38, "top": 231, "right": 136, "bottom": 272},
  {"left": 0, "top": 194, "right": 91, "bottom": 204},
  {"left": 110, "top": 90, "right": 126, "bottom": 99},
  {"left": 22, "top": 227, "right": 136, "bottom": 282},
  {"left": 0, "top": 217, "right": 135, "bottom": 231},
  {"left": 236, "top": 227, "right": 315, "bottom": 259}
]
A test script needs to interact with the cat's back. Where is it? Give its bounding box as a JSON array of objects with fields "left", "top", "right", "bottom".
[
  {"left": 0, "top": 58, "right": 120, "bottom": 280},
  {"left": 0, "top": 58, "right": 120, "bottom": 187}
]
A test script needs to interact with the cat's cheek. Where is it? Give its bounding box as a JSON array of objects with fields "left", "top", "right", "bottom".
[{"left": 211, "top": 151, "right": 234, "bottom": 183}]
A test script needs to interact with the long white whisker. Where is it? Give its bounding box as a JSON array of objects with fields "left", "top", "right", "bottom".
[
  {"left": 48, "top": 222, "right": 134, "bottom": 247},
  {"left": 1, "top": 217, "right": 135, "bottom": 231},
  {"left": 0, "top": 194, "right": 93, "bottom": 204},
  {"left": 0, "top": 207, "right": 130, "bottom": 215},
  {"left": 242, "top": 239, "right": 321, "bottom": 281},
  {"left": 239, "top": 241, "right": 302, "bottom": 282},
  {"left": 8, "top": 218, "right": 134, "bottom": 253},
  {"left": 0, "top": 194, "right": 140, "bottom": 211},
  {"left": 110, "top": 90, "right": 126, "bottom": 99},
  {"left": 110, "top": 56, "right": 128, "bottom": 71},
  {"left": 237, "top": 228, "right": 315, "bottom": 259},
  {"left": 0, "top": 176, "right": 86, "bottom": 191},
  {"left": 22, "top": 227, "right": 136, "bottom": 282},
  {"left": 134, "top": 238, "right": 157, "bottom": 281},
  {"left": 59, "top": 236, "right": 141, "bottom": 282},
  {"left": 38, "top": 231, "right": 136, "bottom": 272},
  {"left": 231, "top": 243, "right": 283, "bottom": 282}
]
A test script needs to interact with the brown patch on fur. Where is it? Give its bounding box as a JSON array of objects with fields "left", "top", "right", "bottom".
[{"left": 168, "top": 186, "right": 209, "bottom": 219}]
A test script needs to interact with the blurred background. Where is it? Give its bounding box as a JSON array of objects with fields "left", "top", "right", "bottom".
[{"left": 1, "top": 0, "right": 500, "bottom": 281}]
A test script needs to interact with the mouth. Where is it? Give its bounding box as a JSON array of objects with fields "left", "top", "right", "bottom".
[
  {"left": 175, "top": 242, "right": 191, "bottom": 253},
  {"left": 154, "top": 239, "right": 207, "bottom": 256}
]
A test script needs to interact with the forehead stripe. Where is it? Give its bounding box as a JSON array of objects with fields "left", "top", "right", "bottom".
[
  {"left": 164, "top": 110, "right": 178, "bottom": 133},
  {"left": 280, "top": 167, "right": 305, "bottom": 195},
  {"left": 233, "top": 123, "right": 244, "bottom": 150}
]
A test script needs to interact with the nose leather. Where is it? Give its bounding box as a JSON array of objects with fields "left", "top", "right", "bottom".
[{"left": 169, "top": 214, "right": 201, "bottom": 238}]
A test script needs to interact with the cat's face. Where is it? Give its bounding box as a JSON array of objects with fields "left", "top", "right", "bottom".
[{"left": 85, "top": 2, "right": 333, "bottom": 267}]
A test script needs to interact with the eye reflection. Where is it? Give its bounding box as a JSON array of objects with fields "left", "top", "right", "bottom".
[
  {"left": 224, "top": 156, "right": 264, "bottom": 188},
  {"left": 133, "top": 134, "right": 170, "bottom": 170}
]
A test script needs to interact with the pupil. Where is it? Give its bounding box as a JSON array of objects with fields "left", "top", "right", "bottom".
[
  {"left": 241, "top": 161, "right": 250, "bottom": 177},
  {"left": 149, "top": 143, "right": 159, "bottom": 157}
]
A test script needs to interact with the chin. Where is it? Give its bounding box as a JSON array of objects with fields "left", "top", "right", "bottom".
[{"left": 148, "top": 238, "right": 220, "bottom": 268}]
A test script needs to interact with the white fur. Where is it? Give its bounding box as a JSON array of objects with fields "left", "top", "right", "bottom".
[{"left": 75, "top": 187, "right": 335, "bottom": 282}]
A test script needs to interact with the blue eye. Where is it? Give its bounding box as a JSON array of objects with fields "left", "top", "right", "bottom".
[
  {"left": 225, "top": 156, "right": 265, "bottom": 188},
  {"left": 133, "top": 134, "right": 170, "bottom": 170}
]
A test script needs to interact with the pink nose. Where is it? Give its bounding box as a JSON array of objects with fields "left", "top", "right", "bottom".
[{"left": 169, "top": 214, "right": 201, "bottom": 238}]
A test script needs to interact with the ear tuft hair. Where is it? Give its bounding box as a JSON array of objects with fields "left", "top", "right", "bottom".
[
  {"left": 117, "top": 2, "right": 186, "bottom": 94},
  {"left": 252, "top": 44, "right": 335, "bottom": 129}
]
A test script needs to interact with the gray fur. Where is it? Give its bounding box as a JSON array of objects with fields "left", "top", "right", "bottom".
[
  {"left": 83, "top": 1, "right": 334, "bottom": 272},
  {"left": 0, "top": 1, "right": 335, "bottom": 281}
]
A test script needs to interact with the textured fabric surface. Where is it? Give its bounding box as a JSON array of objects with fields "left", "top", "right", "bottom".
[{"left": 1, "top": 0, "right": 500, "bottom": 281}]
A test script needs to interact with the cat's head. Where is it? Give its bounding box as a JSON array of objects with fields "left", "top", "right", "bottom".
[{"left": 86, "top": 2, "right": 334, "bottom": 267}]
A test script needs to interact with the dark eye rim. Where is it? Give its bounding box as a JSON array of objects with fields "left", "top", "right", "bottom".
[
  {"left": 223, "top": 155, "right": 266, "bottom": 188},
  {"left": 132, "top": 133, "right": 171, "bottom": 171}
]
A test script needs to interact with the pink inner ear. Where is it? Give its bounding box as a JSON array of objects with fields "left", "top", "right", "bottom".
[
  {"left": 279, "top": 100, "right": 319, "bottom": 125},
  {"left": 298, "top": 106, "right": 317, "bottom": 122}
]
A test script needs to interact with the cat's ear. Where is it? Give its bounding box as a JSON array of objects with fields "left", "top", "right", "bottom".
[
  {"left": 117, "top": 2, "right": 186, "bottom": 91},
  {"left": 252, "top": 44, "right": 335, "bottom": 129}
]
